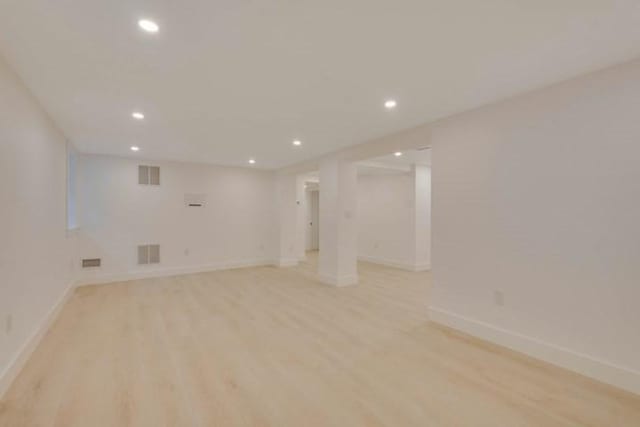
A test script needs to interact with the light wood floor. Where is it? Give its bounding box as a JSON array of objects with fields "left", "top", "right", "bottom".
[{"left": 1, "top": 254, "right": 639, "bottom": 426}]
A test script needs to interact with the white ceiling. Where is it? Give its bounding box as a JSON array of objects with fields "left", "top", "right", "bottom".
[{"left": 1, "top": 1, "right": 639, "bottom": 169}]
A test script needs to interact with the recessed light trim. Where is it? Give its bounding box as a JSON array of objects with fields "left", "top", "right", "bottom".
[
  {"left": 248, "top": 159, "right": 256, "bottom": 164},
  {"left": 394, "top": 151, "right": 403, "bottom": 157},
  {"left": 292, "top": 139, "right": 302, "bottom": 146},
  {"left": 138, "top": 19, "right": 159, "bottom": 33},
  {"left": 132, "top": 112, "right": 145, "bottom": 120},
  {"left": 130, "top": 146, "right": 140, "bottom": 152},
  {"left": 385, "top": 99, "right": 397, "bottom": 109}
]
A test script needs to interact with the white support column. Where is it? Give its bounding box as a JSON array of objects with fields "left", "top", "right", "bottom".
[
  {"left": 411, "top": 164, "right": 431, "bottom": 271},
  {"left": 318, "top": 157, "right": 358, "bottom": 286},
  {"left": 275, "top": 173, "right": 299, "bottom": 267}
]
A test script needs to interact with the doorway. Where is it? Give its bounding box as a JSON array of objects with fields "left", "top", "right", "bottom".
[{"left": 306, "top": 189, "right": 319, "bottom": 251}]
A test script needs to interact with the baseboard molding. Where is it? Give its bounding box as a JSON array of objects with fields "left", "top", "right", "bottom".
[
  {"left": 0, "top": 281, "right": 76, "bottom": 400},
  {"left": 274, "top": 258, "right": 299, "bottom": 267},
  {"left": 428, "top": 306, "right": 640, "bottom": 396},
  {"left": 358, "top": 255, "right": 431, "bottom": 272},
  {"left": 76, "top": 258, "right": 274, "bottom": 286},
  {"left": 318, "top": 272, "right": 358, "bottom": 287}
]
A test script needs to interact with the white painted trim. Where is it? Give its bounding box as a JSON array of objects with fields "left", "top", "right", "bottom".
[
  {"left": 274, "top": 258, "right": 299, "bottom": 268},
  {"left": 318, "top": 273, "right": 358, "bottom": 287},
  {"left": 77, "top": 258, "right": 274, "bottom": 286},
  {"left": 0, "top": 281, "right": 76, "bottom": 399},
  {"left": 358, "top": 255, "right": 431, "bottom": 272},
  {"left": 428, "top": 306, "right": 640, "bottom": 396},
  {"left": 412, "top": 263, "right": 431, "bottom": 272}
]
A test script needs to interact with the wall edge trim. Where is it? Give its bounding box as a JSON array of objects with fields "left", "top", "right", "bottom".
[
  {"left": 76, "top": 258, "right": 274, "bottom": 286},
  {"left": 358, "top": 255, "right": 431, "bottom": 272},
  {"left": 0, "top": 280, "right": 76, "bottom": 399},
  {"left": 428, "top": 306, "right": 640, "bottom": 396}
]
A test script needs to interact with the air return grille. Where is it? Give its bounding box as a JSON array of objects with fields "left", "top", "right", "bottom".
[
  {"left": 82, "top": 258, "right": 101, "bottom": 268},
  {"left": 138, "top": 165, "right": 160, "bottom": 185},
  {"left": 138, "top": 244, "right": 160, "bottom": 265}
]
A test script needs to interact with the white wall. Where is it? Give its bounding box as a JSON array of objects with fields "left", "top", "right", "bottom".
[
  {"left": 294, "top": 176, "right": 307, "bottom": 261},
  {"left": 76, "top": 154, "right": 277, "bottom": 284},
  {"left": 412, "top": 165, "right": 431, "bottom": 270},
  {"left": 357, "top": 169, "right": 431, "bottom": 271},
  {"left": 0, "top": 54, "right": 76, "bottom": 395},
  {"left": 430, "top": 59, "right": 640, "bottom": 394},
  {"left": 357, "top": 173, "right": 414, "bottom": 267}
]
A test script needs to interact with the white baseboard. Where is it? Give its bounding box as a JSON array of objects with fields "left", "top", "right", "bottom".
[
  {"left": 428, "top": 306, "right": 640, "bottom": 396},
  {"left": 0, "top": 281, "right": 76, "bottom": 400},
  {"left": 318, "top": 272, "right": 358, "bottom": 287},
  {"left": 412, "top": 263, "right": 431, "bottom": 272},
  {"left": 76, "top": 258, "right": 274, "bottom": 286},
  {"left": 358, "top": 255, "right": 431, "bottom": 272},
  {"left": 274, "top": 258, "right": 299, "bottom": 267}
]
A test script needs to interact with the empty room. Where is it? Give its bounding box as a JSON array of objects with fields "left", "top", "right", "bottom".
[{"left": 1, "top": 1, "right": 640, "bottom": 426}]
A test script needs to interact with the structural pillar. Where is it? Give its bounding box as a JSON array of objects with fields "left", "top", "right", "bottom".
[{"left": 318, "top": 156, "right": 358, "bottom": 286}]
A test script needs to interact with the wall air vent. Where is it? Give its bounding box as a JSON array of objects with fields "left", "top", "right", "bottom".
[
  {"left": 138, "top": 244, "right": 160, "bottom": 265},
  {"left": 82, "top": 258, "right": 101, "bottom": 268},
  {"left": 138, "top": 165, "right": 160, "bottom": 185},
  {"left": 184, "top": 193, "right": 207, "bottom": 207}
]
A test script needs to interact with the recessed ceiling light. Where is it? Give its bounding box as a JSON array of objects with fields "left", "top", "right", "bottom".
[
  {"left": 385, "top": 99, "right": 397, "bottom": 109},
  {"left": 292, "top": 140, "right": 302, "bottom": 146},
  {"left": 130, "top": 146, "right": 140, "bottom": 152},
  {"left": 248, "top": 159, "right": 256, "bottom": 164},
  {"left": 132, "top": 112, "right": 145, "bottom": 120},
  {"left": 394, "top": 151, "right": 403, "bottom": 157},
  {"left": 138, "top": 19, "right": 159, "bottom": 33}
]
